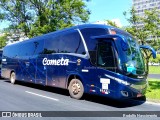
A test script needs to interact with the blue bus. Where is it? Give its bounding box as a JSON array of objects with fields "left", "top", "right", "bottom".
[{"left": 1, "top": 24, "right": 156, "bottom": 100}]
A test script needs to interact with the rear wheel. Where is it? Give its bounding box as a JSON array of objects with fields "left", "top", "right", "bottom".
[
  {"left": 10, "top": 72, "right": 16, "bottom": 84},
  {"left": 68, "top": 79, "right": 84, "bottom": 99}
]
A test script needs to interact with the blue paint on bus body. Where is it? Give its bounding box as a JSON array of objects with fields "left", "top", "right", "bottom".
[{"left": 1, "top": 24, "right": 156, "bottom": 100}]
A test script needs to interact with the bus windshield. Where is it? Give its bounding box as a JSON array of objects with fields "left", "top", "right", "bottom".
[{"left": 123, "top": 37, "right": 145, "bottom": 75}]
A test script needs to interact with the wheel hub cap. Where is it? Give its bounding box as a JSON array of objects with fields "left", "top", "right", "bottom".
[{"left": 72, "top": 82, "right": 81, "bottom": 94}]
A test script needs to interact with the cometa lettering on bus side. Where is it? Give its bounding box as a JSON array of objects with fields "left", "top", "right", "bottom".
[{"left": 42, "top": 58, "right": 69, "bottom": 66}]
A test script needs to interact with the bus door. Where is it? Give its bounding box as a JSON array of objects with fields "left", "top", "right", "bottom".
[
  {"left": 87, "top": 50, "right": 99, "bottom": 93},
  {"left": 24, "top": 56, "right": 37, "bottom": 83},
  {"left": 96, "top": 39, "right": 117, "bottom": 95},
  {"left": 17, "top": 43, "right": 37, "bottom": 83},
  {"left": 28, "top": 39, "right": 46, "bottom": 85}
]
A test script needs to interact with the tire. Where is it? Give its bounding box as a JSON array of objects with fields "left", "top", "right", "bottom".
[
  {"left": 68, "top": 79, "right": 84, "bottom": 99},
  {"left": 10, "top": 72, "right": 16, "bottom": 84}
]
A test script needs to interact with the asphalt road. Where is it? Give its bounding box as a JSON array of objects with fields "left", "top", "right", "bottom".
[
  {"left": 148, "top": 74, "right": 160, "bottom": 79},
  {"left": 0, "top": 79, "right": 160, "bottom": 120}
]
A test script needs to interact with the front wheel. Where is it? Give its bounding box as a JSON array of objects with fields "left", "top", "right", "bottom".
[
  {"left": 68, "top": 79, "right": 84, "bottom": 99},
  {"left": 10, "top": 72, "right": 16, "bottom": 84}
]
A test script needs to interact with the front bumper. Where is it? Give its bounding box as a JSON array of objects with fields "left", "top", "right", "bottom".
[{"left": 118, "top": 81, "right": 147, "bottom": 99}]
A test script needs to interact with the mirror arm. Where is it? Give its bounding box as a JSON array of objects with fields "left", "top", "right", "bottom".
[{"left": 140, "top": 45, "right": 156, "bottom": 59}]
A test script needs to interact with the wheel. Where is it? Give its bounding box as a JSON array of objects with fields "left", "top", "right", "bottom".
[
  {"left": 68, "top": 79, "right": 84, "bottom": 99},
  {"left": 10, "top": 72, "right": 16, "bottom": 84}
]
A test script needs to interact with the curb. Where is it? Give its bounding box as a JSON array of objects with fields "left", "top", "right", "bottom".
[{"left": 145, "top": 101, "right": 160, "bottom": 106}]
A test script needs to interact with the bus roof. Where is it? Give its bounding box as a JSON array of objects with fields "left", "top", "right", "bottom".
[{"left": 5, "top": 24, "right": 132, "bottom": 47}]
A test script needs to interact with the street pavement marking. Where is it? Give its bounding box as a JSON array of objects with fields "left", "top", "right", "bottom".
[
  {"left": 132, "top": 99, "right": 160, "bottom": 106},
  {"left": 26, "top": 91, "right": 160, "bottom": 106},
  {"left": 145, "top": 101, "right": 160, "bottom": 106},
  {"left": 25, "top": 91, "right": 59, "bottom": 101}
]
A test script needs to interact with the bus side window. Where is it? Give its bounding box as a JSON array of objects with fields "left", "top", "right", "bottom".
[
  {"left": 44, "top": 35, "right": 59, "bottom": 54},
  {"left": 81, "top": 28, "right": 107, "bottom": 65},
  {"left": 16, "top": 39, "right": 44, "bottom": 57},
  {"left": 44, "top": 30, "right": 86, "bottom": 55},
  {"left": 59, "top": 30, "right": 86, "bottom": 55},
  {"left": 80, "top": 28, "right": 108, "bottom": 51},
  {"left": 89, "top": 50, "right": 97, "bottom": 66},
  {"left": 33, "top": 39, "right": 44, "bottom": 55}
]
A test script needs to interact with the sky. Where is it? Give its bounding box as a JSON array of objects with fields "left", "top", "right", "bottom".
[
  {"left": 0, "top": 0, "right": 132, "bottom": 30},
  {"left": 86, "top": 0, "right": 132, "bottom": 26}
]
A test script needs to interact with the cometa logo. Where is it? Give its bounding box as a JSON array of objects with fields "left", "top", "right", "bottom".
[{"left": 42, "top": 58, "right": 69, "bottom": 66}]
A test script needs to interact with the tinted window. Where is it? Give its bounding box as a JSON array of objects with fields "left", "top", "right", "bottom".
[
  {"left": 4, "top": 45, "right": 19, "bottom": 58},
  {"left": 44, "top": 30, "right": 86, "bottom": 55},
  {"left": 18, "top": 39, "right": 44, "bottom": 56},
  {"left": 3, "top": 47, "right": 9, "bottom": 58},
  {"left": 3, "top": 39, "right": 44, "bottom": 58},
  {"left": 81, "top": 28, "right": 107, "bottom": 65},
  {"left": 60, "top": 31, "right": 86, "bottom": 54},
  {"left": 81, "top": 28, "right": 107, "bottom": 51},
  {"left": 33, "top": 40, "right": 44, "bottom": 55},
  {"left": 97, "top": 40, "right": 116, "bottom": 71}
]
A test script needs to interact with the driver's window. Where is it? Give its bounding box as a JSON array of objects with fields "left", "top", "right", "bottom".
[{"left": 97, "top": 41, "right": 116, "bottom": 71}]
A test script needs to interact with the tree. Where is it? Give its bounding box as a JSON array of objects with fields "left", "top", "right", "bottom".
[
  {"left": 123, "top": 7, "right": 160, "bottom": 74},
  {"left": 123, "top": 7, "right": 148, "bottom": 45},
  {"left": 0, "top": 33, "right": 7, "bottom": 49},
  {"left": 0, "top": 0, "right": 32, "bottom": 37},
  {"left": 124, "top": 7, "right": 160, "bottom": 47},
  {"left": 142, "top": 9, "right": 160, "bottom": 50},
  {"left": 0, "top": 0, "right": 90, "bottom": 38},
  {"left": 105, "top": 20, "right": 119, "bottom": 28}
]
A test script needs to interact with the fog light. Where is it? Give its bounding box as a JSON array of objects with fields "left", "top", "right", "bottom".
[{"left": 121, "top": 91, "right": 129, "bottom": 97}]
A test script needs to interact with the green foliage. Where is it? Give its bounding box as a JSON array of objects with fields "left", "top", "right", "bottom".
[
  {"left": 148, "top": 39, "right": 160, "bottom": 51},
  {"left": 143, "top": 9, "right": 160, "bottom": 43},
  {"left": 149, "top": 66, "right": 160, "bottom": 74},
  {"left": 124, "top": 8, "right": 160, "bottom": 46},
  {"left": 105, "top": 20, "right": 119, "bottom": 28},
  {"left": 0, "top": 0, "right": 90, "bottom": 38},
  {"left": 149, "top": 54, "right": 160, "bottom": 63},
  {"left": 0, "top": 33, "right": 7, "bottom": 49},
  {"left": 0, "top": 0, "right": 31, "bottom": 37},
  {"left": 146, "top": 79, "right": 160, "bottom": 103},
  {"left": 123, "top": 7, "right": 148, "bottom": 45}
]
